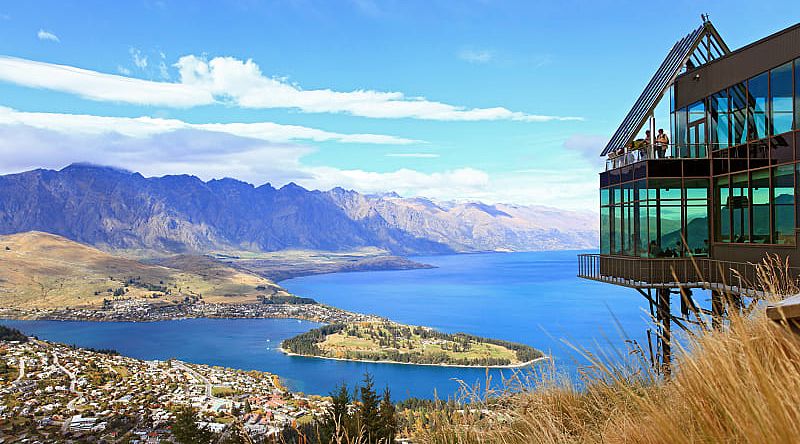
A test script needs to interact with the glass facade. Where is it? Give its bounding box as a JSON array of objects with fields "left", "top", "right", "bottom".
[
  {"left": 771, "top": 62, "right": 793, "bottom": 136},
  {"left": 600, "top": 178, "right": 709, "bottom": 258},
  {"left": 712, "top": 166, "right": 797, "bottom": 246},
  {"left": 601, "top": 57, "right": 800, "bottom": 256}
]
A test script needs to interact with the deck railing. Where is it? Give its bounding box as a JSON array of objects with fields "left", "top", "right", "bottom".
[
  {"left": 605, "top": 143, "right": 711, "bottom": 171},
  {"left": 577, "top": 254, "right": 797, "bottom": 294}
]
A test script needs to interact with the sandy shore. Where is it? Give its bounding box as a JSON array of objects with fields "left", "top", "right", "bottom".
[{"left": 280, "top": 347, "right": 549, "bottom": 369}]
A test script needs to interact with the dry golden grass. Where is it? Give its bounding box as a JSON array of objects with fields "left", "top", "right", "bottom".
[
  {"left": 0, "top": 231, "right": 284, "bottom": 309},
  {"left": 410, "top": 255, "right": 800, "bottom": 444},
  {"left": 411, "top": 312, "right": 800, "bottom": 444}
]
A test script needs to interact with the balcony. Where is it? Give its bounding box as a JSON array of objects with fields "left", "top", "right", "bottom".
[
  {"left": 577, "top": 253, "right": 797, "bottom": 297},
  {"left": 605, "top": 143, "right": 709, "bottom": 171}
]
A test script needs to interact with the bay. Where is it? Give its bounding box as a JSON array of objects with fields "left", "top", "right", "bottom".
[{"left": 3, "top": 251, "right": 656, "bottom": 400}]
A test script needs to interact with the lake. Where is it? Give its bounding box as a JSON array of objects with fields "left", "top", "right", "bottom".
[{"left": 3, "top": 250, "right": 662, "bottom": 400}]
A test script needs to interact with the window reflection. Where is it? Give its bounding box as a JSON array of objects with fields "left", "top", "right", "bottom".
[
  {"left": 773, "top": 165, "right": 795, "bottom": 245},
  {"left": 730, "top": 83, "right": 748, "bottom": 146},
  {"left": 715, "top": 176, "right": 731, "bottom": 243},
  {"left": 710, "top": 90, "right": 730, "bottom": 149},
  {"left": 747, "top": 72, "right": 769, "bottom": 141},
  {"left": 750, "top": 169, "right": 770, "bottom": 243},
  {"left": 731, "top": 173, "right": 750, "bottom": 243},
  {"left": 770, "top": 62, "right": 793, "bottom": 136}
]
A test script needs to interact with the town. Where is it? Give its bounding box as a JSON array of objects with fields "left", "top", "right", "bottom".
[
  {"left": 0, "top": 297, "right": 384, "bottom": 324},
  {"left": 1, "top": 335, "right": 333, "bottom": 442}
]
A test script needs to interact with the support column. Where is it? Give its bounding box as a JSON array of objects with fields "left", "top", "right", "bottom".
[{"left": 658, "top": 288, "right": 671, "bottom": 376}]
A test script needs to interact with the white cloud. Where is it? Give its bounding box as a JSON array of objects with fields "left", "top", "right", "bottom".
[
  {"left": 130, "top": 48, "right": 148, "bottom": 69},
  {"left": 0, "top": 117, "right": 596, "bottom": 209},
  {"left": 301, "top": 166, "right": 490, "bottom": 200},
  {"left": 0, "top": 54, "right": 581, "bottom": 122},
  {"left": 0, "top": 56, "right": 214, "bottom": 107},
  {"left": 385, "top": 153, "right": 440, "bottom": 158},
  {"left": 117, "top": 65, "right": 131, "bottom": 75},
  {"left": 37, "top": 29, "right": 60, "bottom": 43},
  {"left": 0, "top": 124, "right": 313, "bottom": 186},
  {"left": 0, "top": 106, "right": 419, "bottom": 145},
  {"left": 458, "top": 48, "right": 493, "bottom": 64},
  {"left": 563, "top": 134, "right": 608, "bottom": 168},
  {"left": 174, "top": 55, "right": 580, "bottom": 121}
]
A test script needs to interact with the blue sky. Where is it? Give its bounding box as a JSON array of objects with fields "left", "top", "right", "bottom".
[{"left": 0, "top": 0, "right": 797, "bottom": 209}]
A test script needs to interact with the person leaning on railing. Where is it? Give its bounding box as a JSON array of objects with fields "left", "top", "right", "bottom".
[{"left": 655, "top": 129, "right": 669, "bottom": 158}]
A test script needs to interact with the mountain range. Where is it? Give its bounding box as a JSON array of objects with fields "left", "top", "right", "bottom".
[{"left": 0, "top": 163, "right": 597, "bottom": 255}]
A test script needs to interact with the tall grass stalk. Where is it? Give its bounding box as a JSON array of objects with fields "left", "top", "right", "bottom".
[{"left": 413, "top": 255, "right": 800, "bottom": 443}]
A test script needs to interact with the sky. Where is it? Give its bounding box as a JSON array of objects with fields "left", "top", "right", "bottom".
[{"left": 0, "top": 1, "right": 797, "bottom": 210}]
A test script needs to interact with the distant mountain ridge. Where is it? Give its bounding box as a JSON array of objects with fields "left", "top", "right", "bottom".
[{"left": 0, "top": 164, "right": 597, "bottom": 254}]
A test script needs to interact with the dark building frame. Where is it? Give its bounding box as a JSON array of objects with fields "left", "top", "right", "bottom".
[{"left": 578, "top": 19, "right": 800, "bottom": 371}]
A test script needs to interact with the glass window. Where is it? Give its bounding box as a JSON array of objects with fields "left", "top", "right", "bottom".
[
  {"left": 687, "top": 100, "right": 706, "bottom": 158},
  {"left": 685, "top": 178, "right": 709, "bottom": 201},
  {"left": 636, "top": 180, "right": 647, "bottom": 201},
  {"left": 623, "top": 203, "right": 635, "bottom": 255},
  {"left": 653, "top": 178, "right": 681, "bottom": 200},
  {"left": 730, "top": 83, "right": 748, "bottom": 146},
  {"left": 674, "top": 107, "right": 688, "bottom": 157},
  {"left": 647, "top": 204, "right": 659, "bottom": 256},
  {"left": 771, "top": 62, "right": 793, "bottom": 135},
  {"left": 796, "top": 59, "right": 800, "bottom": 130},
  {"left": 748, "top": 72, "right": 769, "bottom": 141},
  {"left": 715, "top": 176, "right": 731, "bottom": 243},
  {"left": 612, "top": 206, "right": 621, "bottom": 254},
  {"left": 637, "top": 201, "right": 649, "bottom": 257},
  {"left": 601, "top": 207, "right": 610, "bottom": 254},
  {"left": 710, "top": 90, "right": 730, "bottom": 150},
  {"left": 686, "top": 205, "right": 709, "bottom": 256},
  {"left": 751, "top": 169, "right": 770, "bottom": 243},
  {"left": 731, "top": 173, "right": 750, "bottom": 243},
  {"left": 659, "top": 205, "right": 682, "bottom": 256},
  {"left": 601, "top": 188, "right": 610, "bottom": 206},
  {"left": 773, "top": 165, "right": 795, "bottom": 245}
]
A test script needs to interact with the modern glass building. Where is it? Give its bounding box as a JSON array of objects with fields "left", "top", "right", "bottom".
[{"left": 578, "top": 19, "right": 800, "bottom": 368}]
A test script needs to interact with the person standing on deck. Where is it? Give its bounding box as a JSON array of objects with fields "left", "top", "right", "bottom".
[{"left": 655, "top": 129, "right": 669, "bottom": 158}]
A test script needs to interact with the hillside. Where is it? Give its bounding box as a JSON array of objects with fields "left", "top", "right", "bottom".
[
  {"left": 411, "top": 312, "right": 800, "bottom": 444},
  {"left": 0, "top": 164, "right": 597, "bottom": 255},
  {"left": 282, "top": 321, "right": 543, "bottom": 367},
  {"left": 0, "top": 231, "right": 288, "bottom": 309},
  {"left": 327, "top": 188, "right": 598, "bottom": 252}
]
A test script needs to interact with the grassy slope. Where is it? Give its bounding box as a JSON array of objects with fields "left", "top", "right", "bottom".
[
  {"left": 287, "top": 321, "right": 536, "bottom": 366},
  {"left": 322, "top": 323, "right": 517, "bottom": 363},
  {"left": 412, "top": 311, "right": 800, "bottom": 444},
  {"left": 0, "top": 231, "right": 286, "bottom": 309}
]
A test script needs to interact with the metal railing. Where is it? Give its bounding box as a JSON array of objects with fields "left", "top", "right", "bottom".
[
  {"left": 605, "top": 143, "right": 711, "bottom": 171},
  {"left": 577, "top": 253, "right": 799, "bottom": 295}
]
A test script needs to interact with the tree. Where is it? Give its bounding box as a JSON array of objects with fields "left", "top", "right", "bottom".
[
  {"left": 321, "top": 383, "right": 351, "bottom": 441},
  {"left": 356, "top": 373, "right": 381, "bottom": 442},
  {"left": 171, "top": 406, "right": 214, "bottom": 444},
  {"left": 378, "top": 386, "right": 397, "bottom": 443}
]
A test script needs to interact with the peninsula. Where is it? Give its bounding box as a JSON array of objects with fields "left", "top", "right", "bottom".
[{"left": 281, "top": 321, "right": 543, "bottom": 368}]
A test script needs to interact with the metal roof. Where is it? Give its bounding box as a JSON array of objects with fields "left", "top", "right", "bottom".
[{"left": 600, "top": 21, "right": 730, "bottom": 156}]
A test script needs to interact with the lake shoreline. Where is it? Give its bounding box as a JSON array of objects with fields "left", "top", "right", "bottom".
[{"left": 279, "top": 346, "right": 549, "bottom": 369}]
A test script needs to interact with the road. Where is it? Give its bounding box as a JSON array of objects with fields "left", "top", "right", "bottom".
[
  {"left": 174, "top": 361, "right": 212, "bottom": 398},
  {"left": 53, "top": 353, "right": 82, "bottom": 410},
  {"left": 14, "top": 357, "right": 25, "bottom": 382}
]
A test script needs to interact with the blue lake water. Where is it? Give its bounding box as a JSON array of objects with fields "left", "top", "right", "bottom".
[{"left": 3, "top": 251, "right": 664, "bottom": 401}]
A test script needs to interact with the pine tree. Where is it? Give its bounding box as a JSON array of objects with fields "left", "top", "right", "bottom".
[
  {"left": 357, "top": 373, "right": 381, "bottom": 442},
  {"left": 172, "top": 406, "right": 214, "bottom": 444},
  {"left": 323, "top": 383, "right": 351, "bottom": 440},
  {"left": 378, "top": 386, "right": 397, "bottom": 443}
]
